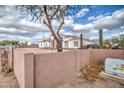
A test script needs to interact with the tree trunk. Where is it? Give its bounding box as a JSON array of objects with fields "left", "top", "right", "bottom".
[
  {"left": 43, "top": 5, "right": 63, "bottom": 52},
  {"left": 48, "top": 26, "right": 62, "bottom": 52},
  {"left": 56, "top": 37, "right": 63, "bottom": 52}
]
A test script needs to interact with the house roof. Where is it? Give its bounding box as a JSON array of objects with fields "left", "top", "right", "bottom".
[
  {"left": 62, "top": 34, "right": 93, "bottom": 42},
  {"left": 40, "top": 37, "right": 51, "bottom": 42},
  {"left": 40, "top": 34, "right": 94, "bottom": 43}
]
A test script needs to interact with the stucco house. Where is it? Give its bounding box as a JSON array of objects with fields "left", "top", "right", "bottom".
[
  {"left": 62, "top": 35, "right": 94, "bottom": 48},
  {"left": 38, "top": 35, "right": 94, "bottom": 48},
  {"left": 38, "top": 38, "right": 51, "bottom": 48}
]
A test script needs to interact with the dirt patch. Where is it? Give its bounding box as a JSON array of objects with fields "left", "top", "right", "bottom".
[
  {"left": 0, "top": 71, "right": 19, "bottom": 88},
  {"left": 53, "top": 64, "right": 124, "bottom": 88},
  {"left": 53, "top": 72, "right": 124, "bottom": 88},
  {"left": 80, "top": 63, "right": 104, "bottom": 81}
]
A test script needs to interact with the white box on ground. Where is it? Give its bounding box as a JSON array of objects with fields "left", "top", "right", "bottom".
[{"left": 105, "top": 58, "right": 124, "bottom": 77}]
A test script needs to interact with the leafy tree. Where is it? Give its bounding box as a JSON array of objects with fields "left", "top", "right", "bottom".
[
  {"left": 80, "top": 33, "right": 83, "bottom": 49},
  {"left": 103, "top": 39, "right": 109, "bottom": 49},
  {"left": 99, "top": 29, "right": 103, "bottom": 48},
  {"left": 0, "top": 40, "right": 19, "bottom": 45},
  {"left": 17, "top": 5, "right": 84, "bottom": 52},
  {"left": 103, "top": 36, "right": 124, "bottom": 49},
  {"left": 111, "top": 37, "right": 120, "bottom": 45},
  {"left": 120, "top": 35, "right": 124, "bottom": 48}
]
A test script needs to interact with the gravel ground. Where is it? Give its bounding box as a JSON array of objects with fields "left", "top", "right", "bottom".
[
  {"left": 0, "top": 70, "right": 123, "bottom": 88},
  {"left": 0, "top": 71, "right": 19, "bottom": 88},
  {"left": 53, "top": 72, "right": 124, "bottom": 88}
]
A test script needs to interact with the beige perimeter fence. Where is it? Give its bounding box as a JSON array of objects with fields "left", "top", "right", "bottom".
[{"left": 12, "top": 48, "right": 124, "bottom": 88}]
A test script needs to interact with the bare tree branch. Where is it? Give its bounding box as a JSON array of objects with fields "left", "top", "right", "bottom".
[
  {"left": 56, "top": 7, "right": 66, "bottom": 38},
  {"left": 50, "top": 5, "right": 60, "bottom": 20},
  {"left": 56, "top": 16, "right": 64, "bottom": 38},
  {"left": 43, "top": 19, "right": 49, "bottom": 27}
]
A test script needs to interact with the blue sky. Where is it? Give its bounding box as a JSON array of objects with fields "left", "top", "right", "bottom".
[
  {"left": 0, "top": 5, "right": 124, "bottom": 42},
  {"left": 75, "top": 5, "right": 124, "bottom": 24}
]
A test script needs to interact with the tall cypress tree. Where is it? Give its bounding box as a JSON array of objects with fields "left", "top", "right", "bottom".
[
  {"left": 80, "top": 33, "right": 83, "bottom": 49},
  {"left": 99, "top": 29, "right": 103, "bottom": 48}
]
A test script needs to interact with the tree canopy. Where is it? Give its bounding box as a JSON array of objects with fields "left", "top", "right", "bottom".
[
  {"left": 0, "top": 40, "right": 19, "bottom": 45},
  {"left": 103, "top": 36, "right": 124, "bottom": 49}
]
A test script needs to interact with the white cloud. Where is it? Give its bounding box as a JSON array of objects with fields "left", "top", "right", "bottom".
[
  {"left": 88, "top": 16, "right": 95, "bottom": 21},
  {"left": 76, "top": 8, "right": 89, "bottom": 17},
  {"left": 64, "top": 16, "right": 74, "bottom": 27},
  {"left": 60, "top": 29, "right": 79, "bottom": 36},
  {"left": 0, "top": 6, "right": 50, "bottom": 38},
  {"left": 93, "top": 9, "right": 124, "bottom": 30},
  {"left": 0, "top": 6, "right": 124, "bottom": 41},
  {"left": 104, "top": 12, "right": 110, "bottom": 16},
  {"left": 33, "top": 32, "right": 51, "bottom": 41},
  {"left": 52, "top": 8, "right": 124, "bottom": 38},
  {"left": 75, "top": 8, "right": 124, "bottom": 35},
  {"left": 88, "top": 15, "right": 104, "bottom": 21},
  {"left": 120, "top": 26, "right": 124, "bottom": 29},
  {"left": 74, "top": 23, "right": 93, "bottom": 32},
  {"left": 63, "top": 9, "right": 124, "bottom": 34},
  {"left": 0, "top": 34, "right": 31, "bottom": 41},
  {"left": 111, "top": 33, "right": 119, "bottom": 37},
  {"left": 119, "top": 31, "right": 124, "bottom": 35},
  {"left": 103, "top": 29, "right": 108, "bottom": 32},
  {"left": 89, "top": 36, "right": 99, "bottom": 40},
  {"left": 0, "top": 6, "right": 87, "bottom": 41}
]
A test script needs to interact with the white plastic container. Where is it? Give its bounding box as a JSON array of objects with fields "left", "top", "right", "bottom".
[{"left": 105, "top": 58, "right": 124, "bottom": 77}]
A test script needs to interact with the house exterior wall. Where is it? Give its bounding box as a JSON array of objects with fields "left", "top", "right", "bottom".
[
  {"left": 62, "top": 38, "right": 69, "bottom": 48},
  {"left": 39, "top": 38, "right": 94, "bottom": 49},
  {"left": 63, "top": 39, "right": 94, "bottom": 48},
  {"left": 68, "top": 40, "right": 80, "bottom": 48},
  {"left": 39, "top": 41, "right": 51, "bottom": 48},
  {"left": 62, "top": 38, "right": 80, "bottom": 48}
]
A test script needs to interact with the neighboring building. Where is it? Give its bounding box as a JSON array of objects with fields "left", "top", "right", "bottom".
[
  {"left": 38, "top": 35, "right": 94, "bottom": 49},
  {"left": 38, "top": 38, "right": 52, "bottom": 48},
  {"left": 62, "top": 35, "right": 94, "bottom": 48},
  {"left": 27, "top": 42, "right": 32, "bottom": 46},
  {"left": 18, "top": 41, "right": 39, "bottom": 48}
]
